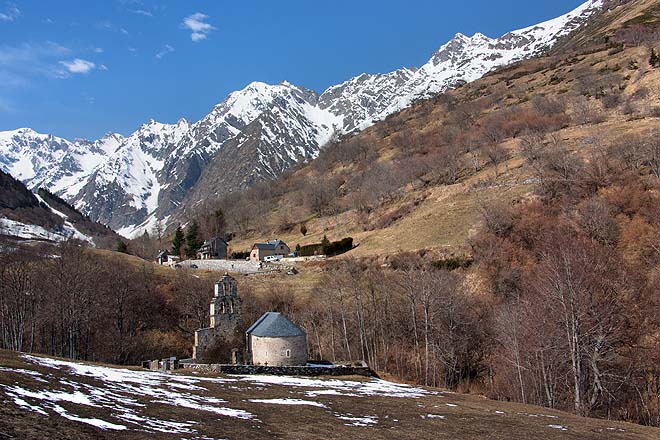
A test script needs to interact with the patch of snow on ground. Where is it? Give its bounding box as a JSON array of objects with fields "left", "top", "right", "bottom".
[
  {"left": 51, "top": 403, "right": 127, "bottom": 430},
  {"left": 424, "top": 414, "right": 446, "bottom": 419},
  {"left": 248, "top": 398, "right": 327, "bottom": 408},
  {"left": 8, "top": 354, "right": 255, "bottom": 434},
  {"left": 336, "top": 414, "right": 378, "bottom": 427},
  {"left": 238, "top": 375, "right": 431, "bottom": 398},
  {"left": 548, "top": 424, "right": 568, "bottom": 431}
]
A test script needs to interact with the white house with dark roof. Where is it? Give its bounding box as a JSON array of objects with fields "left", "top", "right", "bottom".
[
  {"left": 246, "top": 312, "right": 307, "bottom": 366},
  {"left": 250, "top": 239, "right": 290, "bottom": 262}
]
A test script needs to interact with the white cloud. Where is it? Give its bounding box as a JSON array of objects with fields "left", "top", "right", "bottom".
[
  {"left": 182, "top": 12, "right": 215, "bottom": 42},
  {"left": 0, "top": 3, "right": 20, "bottom": 22},
  {"left": 0, "top": 42, "right": 71, "bottom": 82},
  {"left": 94, "top": 47, "right": 104, "bottom": 53},
  {"left": 155, "top": 44, "right": 174, "bottom": 59},
  {"left": 59, "top": 58, "right": 96, "bottom": 74},
  {"left": 99, "top": 64, "right": 108, "bottom": 71},
  {"left": 131, "top": 9, "right": 153, "bottom": 17}
]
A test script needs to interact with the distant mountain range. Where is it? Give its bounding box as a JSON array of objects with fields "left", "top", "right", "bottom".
[{"left": 0, "top": 0, "right": 604, "bottom": 238}]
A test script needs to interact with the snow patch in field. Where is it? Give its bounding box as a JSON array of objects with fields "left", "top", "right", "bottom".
[
  {"left": 157, "top": 397, "right": 254, "bottom": 419},
  {"left": 304, "top": 389, "right": 349, "bottom": 397},
  {"left": 116, "top": 412, "right": 196, "bottom": 434},
  {"left": 336, "top": 414, "right": 378, "bottom": 427},
  {"left": 548, "top": 424, "right": 568, "bottom": 431},
  {"left": 238, "top": 375, "right": 430, "bottom": 398},
  {"left": 10, "top": 354, "right": 254, "bottom": 434},
  {"left": 248, "top": 398, "right": 327, "bottom": 408},
  {"left": 424, "top": 414, "right": 446, "bottom": 419},
  {"left": 11, "top": 396, "right": 48, "bottom": 415},
  {"left": 51, "top": 403, "right": 127, "bottom": 430}
]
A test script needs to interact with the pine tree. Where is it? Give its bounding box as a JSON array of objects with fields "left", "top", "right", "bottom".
[
  {"left": 172, "top": 226, "right": 184, "bottom": 257},
  {"left": 650, "top": 48, "right": 659, "bottom": 67},
  {"left": 116, "top": 240, "right": 129, "bottom": 254},
  {"left": 321, "top": 235, "right": 331, "bottom": 254},
  {"left": 185, "top": 221, "right": 203, "bottom": 258}
]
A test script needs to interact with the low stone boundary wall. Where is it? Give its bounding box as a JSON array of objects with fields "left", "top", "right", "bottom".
[
  {"left": 184, "top": 363, "right": 378, "bottom": 378},
  {"left": 179, "top": 259, "right": 261, "bottom": 274}
]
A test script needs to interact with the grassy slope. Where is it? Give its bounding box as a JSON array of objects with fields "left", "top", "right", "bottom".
[
  {"left": 229, "top": 44, "right": 660, "bottom": 261},
  {"left": 1, "top": 350, "right": 659, "bottom": 440}
]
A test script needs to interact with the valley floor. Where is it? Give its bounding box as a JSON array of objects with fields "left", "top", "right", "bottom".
[{"left": 0, "top": 350, "right": 658, "bottom": 439}]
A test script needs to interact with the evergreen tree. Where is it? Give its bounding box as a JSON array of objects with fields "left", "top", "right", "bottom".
[
  {"left": 172, "top": 226, "right": 184, "bottom": 257},
  {"left": 185, "top": 221, "right": 203, "bottom": 258},
  {"left": 116, "top": 240, "right": 129, "bottom": 254},
  {"left": 321, "top": 234, "right": 331, "bottom": 254},
  {"left": 650, "top": 48, "right": 659, "bottom": 67}
]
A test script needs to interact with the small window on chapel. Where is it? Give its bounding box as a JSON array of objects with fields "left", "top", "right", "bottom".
[{"left": 286, "top": 349, "right": 291, "bottom": 358}]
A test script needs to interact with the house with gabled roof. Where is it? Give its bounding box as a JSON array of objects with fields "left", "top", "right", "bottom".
[
  {"left": 250, "top": 239, "right": 290, "bottom": 262},
  {"left": 246, "top": 312, "right": 307, "bottom": 366},
  {"left": 197, "top": 236, "right": 228, "bottom": 260}
]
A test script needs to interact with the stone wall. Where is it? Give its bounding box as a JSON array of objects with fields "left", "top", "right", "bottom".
[
  {"left": 185, "top": 363, "right": 378, "bottom": 378},
  {"left": 250, "top": 335, "right": 307, "bottom": 366},
  {"left": 179, "top": 259, "right": 261, "bottom": 274}
]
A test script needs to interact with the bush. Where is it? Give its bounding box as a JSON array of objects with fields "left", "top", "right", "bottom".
[
  {"left": 432, "top": 257, "right": 473, "bottom": 271},
  {"left": 230, "top": 251, "right": 250, "bottom": 260},
  {"left": 298, "top": 237, "right": 355, "bottom": 257},
  {"left": 324, "top": 237, "right": 354, "bottom": 257}
]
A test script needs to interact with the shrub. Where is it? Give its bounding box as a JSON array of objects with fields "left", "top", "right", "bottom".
[
  {"left": 432, "top": 257, "right": 474, "bottom": 271},
  {"left": 324, "top": 237, "right": 354, "bottom": 257},
  {"left": 298, "top": 237, "right": 354, "bottom": 257},
  {"left": 230, "top": 251, "right": 250, "bottom": 260}
]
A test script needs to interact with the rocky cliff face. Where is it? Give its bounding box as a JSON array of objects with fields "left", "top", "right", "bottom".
[{"left": 0, "top": 1, "right": 605, "bottom": 237}]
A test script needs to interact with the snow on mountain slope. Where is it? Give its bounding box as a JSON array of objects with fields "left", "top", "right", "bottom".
[
  {"left": 71, "top": 118, "right": 190, "bottom": 230},
  {"left": 318, "top": 69, "right": 414, "bottom": 133},
  {"left": 0, "top": 0, "right": 606, "bottom": 237},
  {"left": 377, "top": 0, "right": 604, "bottom": 119},
  {"left": 0, "top": 129, "right": 121, "bottom": 197}
]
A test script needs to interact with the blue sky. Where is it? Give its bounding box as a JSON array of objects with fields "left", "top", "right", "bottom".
[{"left": 0, "top": 0, "right": 588, "bottom": 140}]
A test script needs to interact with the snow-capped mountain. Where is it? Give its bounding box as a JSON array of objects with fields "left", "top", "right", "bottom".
[
  {"left": 0, "top": 170, "right": 120, "bottom": 246},
  {"left": 0, "top": 0, "right": 604, "bottom": 237}
]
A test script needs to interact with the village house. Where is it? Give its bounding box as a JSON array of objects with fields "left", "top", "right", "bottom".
[
  {"left": 246, "top": 312, "right": 308, "bottom": 366},
  {"left": 250, "top": 239, "right": 290, "bottom": 262},
  {"left": 197, "top": 237, "right": 228, "bottom": 260},
  {"left": 155, "top": 250, "right": 180, "bottom": 266}
]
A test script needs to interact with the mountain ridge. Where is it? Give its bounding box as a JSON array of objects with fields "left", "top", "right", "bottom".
[{"left": 0, "top": 0, "right": 605, "bottom": 237}]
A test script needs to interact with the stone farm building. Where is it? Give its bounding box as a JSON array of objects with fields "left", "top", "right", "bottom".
[
  {"left": 197, "top": 237, "right": 228, "bottom": 260},
  {"left": 250, "top": 239, "right": 290, "bottom": 262},
  {"left": 246, "top": 312, "right": 307, "bottom": 366}
]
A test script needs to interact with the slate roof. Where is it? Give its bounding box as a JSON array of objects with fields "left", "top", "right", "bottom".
[
  {"left": 253, "top": 240, "right": 287, "bottom": 251},
  {"left": 198, "top": 237, "right": 228, "bottom": 252},
  {"left": 246, "top": 312, "right": 305, "bottom": 338}
]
